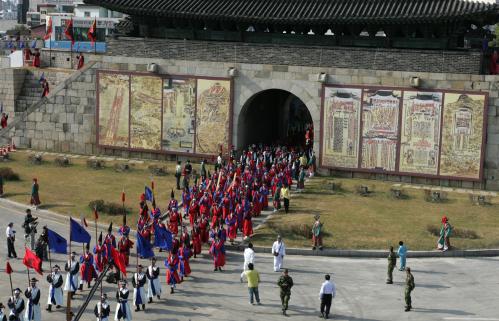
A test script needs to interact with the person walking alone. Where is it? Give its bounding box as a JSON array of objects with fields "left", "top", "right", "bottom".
[
  {"left": 319, "top": 274, "right": 336, "bottom": 319},
  {"left": 398, "top": 241, "right": 407, "bottom": 271},
  {"left": 277, "top": 269, "right": 293, "bottom": 316},
  {"left": 243, "top": 242, "right": 255, "bottom": 271},
  {"left": 386, "top": 246, "right": 396, "bottom": 284},
  {"left": 6, "top": 222, "right": 17, "bottom": 259},
  {"left": 240, "top": 263, "right": 261, "bottom": 305},
  {"left": 272, "top": 235, "right": 286, "bottom": 272},
  {"left": 175, "top": 161, "right": 182, "bottom": 190},
  {"left": 404, "top": 267, "right": 415, "bottom": 312}
]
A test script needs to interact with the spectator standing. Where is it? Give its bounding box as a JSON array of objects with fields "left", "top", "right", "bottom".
[
  {"left": 243, "top": 242, "right": 255, "bottom": 271},
  {"left": 386, "top": 246, "right": 396, "bottom": 284},
  {"left": 175, "top": 161, "right": 182, "bottom": 190},
  {"left": 6, "top": 222, "right": 17, "bottom": 258},
  {"left": 271, "top": 235, "right": 286, "bottom": 272},
  {"left": 398, "top": 241, "right": 407, "bottom": 271},
  {"left": 280, "top": 184, "right": 290, "bottom": 213}
]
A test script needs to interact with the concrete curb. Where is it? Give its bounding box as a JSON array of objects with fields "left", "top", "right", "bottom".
[{"left": 225, "top": 245, "right": 499, "bottom": 258}]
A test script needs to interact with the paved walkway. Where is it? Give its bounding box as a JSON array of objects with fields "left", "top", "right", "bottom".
[{"left": 0, "top": 201, "right": 497, "bottom": 321}]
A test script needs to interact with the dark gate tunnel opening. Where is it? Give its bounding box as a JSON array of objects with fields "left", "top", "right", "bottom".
[{"left": 238, "top": 89, "right": 312, "bottom": 149}]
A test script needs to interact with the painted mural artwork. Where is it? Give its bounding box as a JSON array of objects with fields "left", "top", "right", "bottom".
[
  {"left": 440, "top": 93, "right": 486, "bottom": 179},
  {"left": 162, "top": 78, "right": 196, "bottom": 153},
  {"left": 399, "top": 91, "right": 442, "bottom": 175},
  {"left": 130, "top": 75, "right": 163, "bottom": 150},
  {"left": 322, "top": 87, "right": 362, "bottom": 168},
  {"left": 98, "top": 73, "right": 130, "bottom": 147},
  {"left": 195, "top": 79, "right": 231, "bottom": 155},
  {"left": 360, "top": 90, "right": 401, "bottom": 171}
]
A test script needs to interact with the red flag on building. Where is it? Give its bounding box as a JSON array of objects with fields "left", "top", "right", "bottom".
[
  {"left": 43, "top": 17, "right": 52, "bottom": 41},
  {"left": 88, "top": 18, "right": 97, "bottom": 45},
  {"left": 5, "top": 261, "right": 13, "bottom": 274},
  {"left": 23, "top": 247, "right": 43, "bottom": 275},
  {"left": 64, "top": 18, "right": 75, "bottom": 45},
  {"left": 111, "top": 246, "right": 126, "bottom": 276}
]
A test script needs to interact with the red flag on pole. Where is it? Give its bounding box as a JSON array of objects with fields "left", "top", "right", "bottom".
[
  {"left": 43, "top": 17, "right": 53, "bottom": 41},
  {"left": 64, "top": 18, "right": 75, "bottom": 45},
  {"left": 94, "top": 208, "right": 99, "bottom": 220},
  {"left": 88, "top": 18, "right": 97, "bottom": 46},
  {"left": 111, "top": 246, "right": 126, "bottom": 276},
  {"left": 5, "top": 261, "right": 13, "bottom": 274},
  {"left": 151, "top": 179, "right": 155, "bottom": 191},
  {"left": 121, "top": 190, "right": 126, "bottom": 203},
  {"left": 23, "top": 247, "right": 43, "bottom": 275},
  {"left": 80, "top": 214, "right": 88, "bottom": 228}
]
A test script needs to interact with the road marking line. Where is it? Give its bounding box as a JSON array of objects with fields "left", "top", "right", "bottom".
[{"left": 443, "top": 318, "right": 499, "bottom": 321}]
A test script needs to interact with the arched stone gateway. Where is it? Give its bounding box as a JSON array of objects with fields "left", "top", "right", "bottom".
[{"left": 237, "top": 89, "right": 313, "bottom": 149}]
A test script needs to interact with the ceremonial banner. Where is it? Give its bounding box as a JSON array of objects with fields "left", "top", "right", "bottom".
[
  {"left": 98, "top": 73, "right": 130, "bottom": 147},
  {"left": 439, "top": 93, "right": 486, "bottom": 179},
  {"left": 399, "top": 91, "right": 442, "bottom": 175},
  {"left": 130, "top": 75, "right": 162, "bottom": 150},
  {"left": 162, "top": 78, "right": 196, "bottom": 152},
  {"left": 360, "top": 90, "right": 401, "bottom": 171},
  {"left": 195, "top": 79, "right": 231, "bottom": 155},
  {"left": 322, "top": 87, "right": 362, "bottom": 168}
]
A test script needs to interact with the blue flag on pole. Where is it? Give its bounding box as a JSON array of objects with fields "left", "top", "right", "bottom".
[
  {"left": 39, "top": 72, "right": 45, "bottom": 84},
  {"left": 30, "top": 40, "right": 37, "bottom": 49},
  {"left": 19, "top": 41, "right": 24, "bottom": 49},
  {"left": 70, "top": 217, "right": 91, "bottom": 244},
  {"left": 137, "top": 232, "right": 154, "bottom": 258},
  {"left": 145, "top": 186, "right": 153, "bottom": 202},
  {"left": 47, "top": 228, "right": 67, "bottom": 254},
  {"left": 7, "top": 41, "right": 13, "bottom": 49},
  {"left": 153, "top": 224, "right": 172, "bottom": 251}
]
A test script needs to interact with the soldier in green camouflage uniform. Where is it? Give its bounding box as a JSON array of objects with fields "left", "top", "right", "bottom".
[
  {"left": 386, "top": 246, "right": 397, "bottom": 284},
  {"left": 405, "top": 267, "right": 415, "bottom": 312},
  {"left": 277, "top": 269, "right": 294, "bottom": 316}
]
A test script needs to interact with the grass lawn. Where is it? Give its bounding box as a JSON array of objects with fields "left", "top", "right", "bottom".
[
  {"left": 0, "top": 151, "right": 205, "bottom": 227},
  {"left": 2, "top": 151, "right": 498, "bottom": 250},
  {"left": 252, "top": 177, "right": 499, "bottom": 250}
]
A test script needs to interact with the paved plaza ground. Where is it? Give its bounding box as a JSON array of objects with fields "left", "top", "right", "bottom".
[{"left": 0, "top": 200, "right": 497, "bottom": 321}]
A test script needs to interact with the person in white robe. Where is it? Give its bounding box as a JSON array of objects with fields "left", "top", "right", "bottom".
[
  {"left": 271, "top": 235, "right": 286, "bottom": 272},
  {"left": 64, "top": 252, "right": 80, "bottom": 299},
  {"left": 24, "top": 278, "right": 41, "bottom": 321},
  {"left": 243, "top": 242, "right": 255, "bottom": 271},
  {"left": 46, "top": 265, "right": 63, "bottom": 311},
  {"left": 146, "top": 258, "right": 161, "bottom": 303},
  {"left": 132, "top": 265, "right": 146, "bottom": 312},
  {"left": 115, "top": 280, "right": 132, "bottom": 321},
  {"left": 94, "top": 293, "right": 111, "bottom": 321},
  {"left": 8, "top": 288, "right": 25, "bottom": 321}
]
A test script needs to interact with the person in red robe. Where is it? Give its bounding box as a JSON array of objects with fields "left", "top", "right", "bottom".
[
  {"left": 41, "top": 79, "right": 50, "bottom": 98},
  {"left": 168, "top": 209, "right": 181, "bottom": 236},
  {"left": 76, "top": 52, "right": 84, "bottom": 70},
  {"left": 118, "top": 235, "right": 134, "bottom": 266},
  {"left": 225, "top": 212, "right": 237, "bottom": 244},
  {"left": 209, "top": 235, "right": 225, "bottom": 272},
  {"left": 242, "top": 209, "right": 253, "bottom": 240},
  {"left": 199, "top": 216, "right": 209, "bottom": 244},
  {"left": 188, "top": 197, "right": 198, "bottom": 227},
  {"left": 24, "top": 48, "right": 31, "bottom": 64},
  {"left": 79, "top": 244, "right": 97, "bottom": 290},
  {"left": 93, "top": 232, "right": 108, "bottom": 273},
  {"left": 32, "top": 49, "right": 41, "bottom": 68},
  {"left": 30, "top": 178, "right": 41, "bottom": 209},
  {"left": 165, "top": 250, "right": 181, "bottom": 293},
  {"left": 190, "top": 222, "right": 201, "bottom": 257},
  {"left": 178, "top": 244, "right": 191, "bottom": 279},
  {"left": 1, "top": 113, "right": 8, "bottom": 128}
]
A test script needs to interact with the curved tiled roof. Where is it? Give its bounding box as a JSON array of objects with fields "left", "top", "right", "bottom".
[{"left": 86, "top": 0, "right": 499, "bottom": 25}]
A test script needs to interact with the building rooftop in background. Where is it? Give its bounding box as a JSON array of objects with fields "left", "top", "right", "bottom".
[{"left": 85, "top": 0, "right": 499, "bottom": 50}]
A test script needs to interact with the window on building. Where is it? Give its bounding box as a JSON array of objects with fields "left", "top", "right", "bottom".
[{"left": 84, "top": 12, "right": 91, "bottom": 17}]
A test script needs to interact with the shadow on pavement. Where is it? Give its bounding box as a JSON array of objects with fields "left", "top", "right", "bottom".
[{"left": 412, "top": 308, "right": 475, "bottom": 315}]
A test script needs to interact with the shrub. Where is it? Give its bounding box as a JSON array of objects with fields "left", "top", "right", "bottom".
[
  {"left": 54, "top": 156, "right": 71, "bottom": 167},
  {"left": 0, "top": 167, "right": 20, "bottom": 181},
  {"left": 424, "top": 189, "right": 447, "bottom": 202},
  {"left": 87, "top": 159, "right": 105, "bottom": 169},
  {"left": 28, "top": 153, "right": 43, "bottom": 165},
  {"left": 88, "top": 200, "right": 105, "bottom": 212},
  {"left": 426, "top": 225, "right": 479, "bottom": 239},
  {"left": 148, "top": 165, "right": 167, "bottom": 176},
  {"left": 114, "top": 162, "right": 132, "bottom": 173},
  {"left": 105, "top": 202, "right": 130, "bottom": 216}
]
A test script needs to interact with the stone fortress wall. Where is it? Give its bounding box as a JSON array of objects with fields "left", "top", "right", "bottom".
[{"left": 0, "top": 38, "right": 498, "bottom": 189}]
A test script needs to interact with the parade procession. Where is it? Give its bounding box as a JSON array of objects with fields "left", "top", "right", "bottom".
[{"left": 0, "top": 144, "right": 319, "bottom": 321}]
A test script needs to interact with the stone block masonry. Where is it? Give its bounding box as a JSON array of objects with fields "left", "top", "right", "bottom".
[{"left": 1, "top": 41, "right": 498, "bottom": 189}]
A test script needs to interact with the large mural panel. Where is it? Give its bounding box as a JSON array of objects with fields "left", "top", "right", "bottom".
[
  {"left": 360, "top": 90, "right": 401, "bottom": 171},
  {"left": 322, "top": 87, "right": 362, "bottom": 168},
  {"left": 399, "top": 91, "right": 442, "bottom": 175},
  {"left": 98, "top": 73, "right": 130, "bottom": 147},
  {"left": 195, "top": 79, "right": 231, "bottom": 155},
  {"left": 129, "top": 75, "right": 163, "bottom": 150},
  {"left": 440, "top": 93, "right": 486, "bottom": 179},
  {"left": 162, "top": 78, "right": 196, "bottom": 153}
]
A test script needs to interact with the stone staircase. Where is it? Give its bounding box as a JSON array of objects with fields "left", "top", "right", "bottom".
[{"left": 15, "top": 69, "right": 66, "bottom": 113}]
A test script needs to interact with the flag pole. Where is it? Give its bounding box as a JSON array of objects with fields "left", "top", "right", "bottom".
[
  {"left": 7, "top": 262, "right": 13, "bottom": 297},
  {"left": 48, "top": 238, "right": 53, "bottom": 271},
  {"left": 66, "top": 216, "right": 72, "bottom": 321},
  {"left": 26, "top": 266, "right": 30, "bottom": 287},
  {"left": 94, "top": 207, "right": 98, "bottom": 249},
  {"left": 122, "top": 188, "right": 126, "bottom": 226}
]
